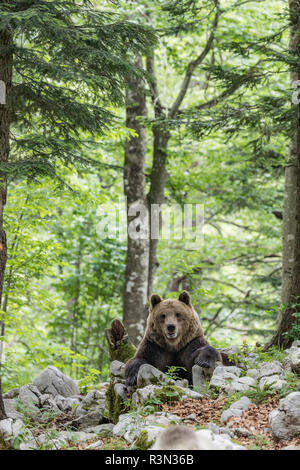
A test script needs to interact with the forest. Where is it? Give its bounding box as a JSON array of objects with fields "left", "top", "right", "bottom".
[{"left": 0, "top": 0, "right": 300, "bottom": 452}]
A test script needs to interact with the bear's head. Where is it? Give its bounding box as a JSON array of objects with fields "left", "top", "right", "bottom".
[{"left": 146, "top": 290, "right": 203, "bottom": 351}]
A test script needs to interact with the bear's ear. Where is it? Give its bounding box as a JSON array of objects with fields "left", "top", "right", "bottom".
[
  {"left": 150, "top": 294, "right": 162, "bottom": 309},
  {"left": 178, "top": 290, "right": 191, "bottom": 305}
]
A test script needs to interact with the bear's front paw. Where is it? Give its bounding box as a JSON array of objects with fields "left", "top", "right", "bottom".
[
  {"left": 193, "top": 345, "right": 220, "bottom": 370},
  {"left": 194, "top": 356, "right": 211, "bottom": 368},
  {"left": 125, "top": 374, "right": 138, "bottom": 387}
]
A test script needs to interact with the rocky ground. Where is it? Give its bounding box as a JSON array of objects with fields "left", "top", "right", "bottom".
[{"left": 1, "top": 341, "right": 300, "bottom": 450}]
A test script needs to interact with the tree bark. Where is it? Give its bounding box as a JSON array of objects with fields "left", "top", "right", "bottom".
[
  {"left": 281, "top": 0, "right": 300, "bottom": 312},
  {"left": 123, "top": 56, "right": 149, "bottom": 345},
  {"left": 122, "top": 4, "right": 221, "bottom": 343},
  {"left": 0, "top": 28, "right": 12, "bottom": 420},
  {"left": 266, "top": 0, "right": 300, "bottom": 349},
  {"left": 147, "top": 126, "right": 170, "bottom": 296},
  {"left": 105, "top": 319, "right": 136, "bottom": 363},
  {"left": 281, "top": 140, "right": 298, "bottom": 309}
]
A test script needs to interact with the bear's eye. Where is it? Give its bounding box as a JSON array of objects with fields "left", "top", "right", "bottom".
[
  {"left": 160, "top": 313, "right": 166, "bottom": 321},
  {"left": 175, "top": 313, "right": 181, "bottom": 319}
]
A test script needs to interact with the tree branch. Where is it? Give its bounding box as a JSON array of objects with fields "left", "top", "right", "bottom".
[
  {"left": 146, "top": 51, "right": 165, "bottom": 116},
  {"left": 181, "top": 59, "right": 262, "bottom": 114},
  {"left": 169, "top": 0, "right": 220, "bottom": 118}
]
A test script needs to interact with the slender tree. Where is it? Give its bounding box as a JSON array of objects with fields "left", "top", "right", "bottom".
[
  {"left": 123, "top": 56, "right": 149, "bottom": 343},
  {"left": 0, "top": 26, "right": 12, "bottom": 420},
  {"left": 266, "top": 0, "right": 300, "bottom": 348},
  {"left": 0, "top": 0, "right": 154, "bottom": 419}
]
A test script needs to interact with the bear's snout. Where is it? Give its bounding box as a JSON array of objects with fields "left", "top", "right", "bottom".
[
  {"left": 167, "top": 324, "right": 176, "bottom": 332},
  {"left": 165, "top": 323, "right": 178, "bottom": 339}
]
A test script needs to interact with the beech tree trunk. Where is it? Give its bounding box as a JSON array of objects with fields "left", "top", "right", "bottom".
[
  {"left": 122, "top": 5, "right": 220, "bottom": 344},
  {"left": 0, "top": 28, "right": 12, "bottom": 420},
  {"left": 123, "top": 56, "right": 149, "bottom": 345},
  {"left": 281, "top": 137, "right": 298, "bottom": 309},
  {"left": 147, "top": 126, "right": 170, "bottom": 297},
  {"left": 266, "top": 0, "right": 300, "bottom": 348}
]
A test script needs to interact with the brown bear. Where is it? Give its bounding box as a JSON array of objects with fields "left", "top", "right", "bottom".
[{"left": 125, "top": 290, "right": 226, "bottom": 386}]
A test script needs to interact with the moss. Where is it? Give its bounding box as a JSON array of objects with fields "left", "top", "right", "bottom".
[
  {"left": 132, "top": 430, "right": 155, "bottom": 450},
  {"left": 110, "top": 343, "right": 136, "bottom": 363},
  {"left": 95, "top": 429, "right": 112, "bottom": 438},
  {"left": 253, "top": 434, "right": 273, "bottom": 449},
  {"left": 0, "top": 437, "right": 9, "bottom": 450},
  {"left": 105, "top": 341, "right": 135, "bottom": 424},
  {"left": 153, "top": 384, "right": 184, "bottom": 404},
  {"left": 105, "top": 381, "right": 130, "bottom": 424},
  {"left": 100, "top": 437, "right": 128, "bottom": 450},
  {"left": 194, "top": 425, "right": 208, "bottom": 430}
]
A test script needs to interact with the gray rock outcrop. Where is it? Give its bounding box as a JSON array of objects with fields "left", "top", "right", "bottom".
[
  {"left": 220, "top": 396, "right": 251, "bottom": 424},
  {"left": 33, "top": 366, "right": 79, "bottom": 397},
  {"left": 269, "top": 392, "right": 300, "bottom": 440}
]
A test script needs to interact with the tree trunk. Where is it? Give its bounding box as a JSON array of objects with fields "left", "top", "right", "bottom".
[
  {"left": 105, "top": 319, "right": 136, "bottom": 363},
  {"left": 122, "top": 7, "right": 219, "bottom": 342},
  {"left": 0, "top": 28, "right": 12, "bottom": 420},
  {"left": 147, "top": 126, "right": 170, "bottom": 297},
  {"left": 281, "top": 138, "right": 298, "bottom": 310},
  {"left": 122, "top": 56, "right": 149, "bottom": 345},
  {"left": 266, "top": 0, "right": 300, "bottom": 349}
]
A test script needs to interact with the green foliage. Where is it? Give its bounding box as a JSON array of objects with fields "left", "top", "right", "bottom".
[
  {"left": 221, "top": 385, "right": 277, "bottom": 409},
  {"left": 284, "top": 312, "right": 300, "bottom": 342},
  {"left": 78, "top": 368, "right": 101, "bottom": 394},
  {"left": 100, "top": 437, "right": 128, "bottom": 450},
  {"left": 283, "top": 303, "right": 300, "bottom": 343},
  {"left": 0, "top": 0, "right": 156, "bottom": 182},
  {"left": 279, "top": 371, "right": 300, "bottom": 398},
  {"left": 132, "top": 430, "right": 155, "bottom": 450},
  {"left": 110, "top": 343, "right": 136, "bottom": 363},
  {"left": 164, "top": 365, "right": 187, "bottom": 382},
  {"left": 105, "top": 382, "right": 130, "bottom": 424},
  {"left": 0, "top": 0, "right": 297, "bottom": 393},
  {"left": 253, "top": 346, "right": 287, "bottom": 364},
  {"left": 153, "top": 384, "right": 184, "bottom": 404},
  {"left": 141, "top": 396, "right": 165, "bottom": 415},
  {"left": 227, "top": 343, "right": 286, "bottom": 370},
  {"left": 247, "top": 434, "right": 273, "bottom": 450}
]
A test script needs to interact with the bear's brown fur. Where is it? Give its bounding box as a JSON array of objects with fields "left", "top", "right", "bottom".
[{"left": 125, "top": 290, "right": 225, "bottom": 386}]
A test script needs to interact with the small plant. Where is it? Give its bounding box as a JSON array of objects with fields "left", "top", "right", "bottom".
[
  {"left": 228, "top": 343, "right": 287, "bottom": 370},
  {"left": 283, "top": 310, "right": 300, "bottom": 343},
  {"left": 38, "top": 428, "right": 63, "bottom": 450},
  {"left": 252, "top": 434, "right": 273, "bottom": 450},
  {"left": 132, "top": 430, "right": 155, "bottom": 450},
  {"left": 78, "top": 367, "right": 100, "bottom": 394},
  {"left": 253, "top": 345, "right": 286, "bottom": 364},
  {"left": 207, "top": 386, "right": 221, "bottom": 399},
  {"left": 101, "top": 437, "right": 128, "bottom": 450},
  {"left": 95, "top": 429, "right": 113, "bottom": 439},
  {"left": 279, "top": 371, "right": 300, "bottom": 398},
  {"left": 244, "top": 385, "right": 277, "bottom": 404},
  {"left": 221, "top": 384, "right": 277, "bottom": 411},
  {"left": 164, "top": 365, "right": 187, "bottom": 382},
  {"left": 153, "top": 384, "right": 184, "bottom": 404},
  {"left": 142, "top": 396, "right": 164, "bottom": 414},
  {"left": 227, "top": 342, "right": 253, "bottom": 369}
]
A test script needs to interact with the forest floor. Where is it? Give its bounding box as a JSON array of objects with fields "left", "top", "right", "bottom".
[
  {"left": 25, "top": 395, "right": 300, "bottom": 450},
  {"left": 162, "top": 397, "right": 300, "bottom": 450}
]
